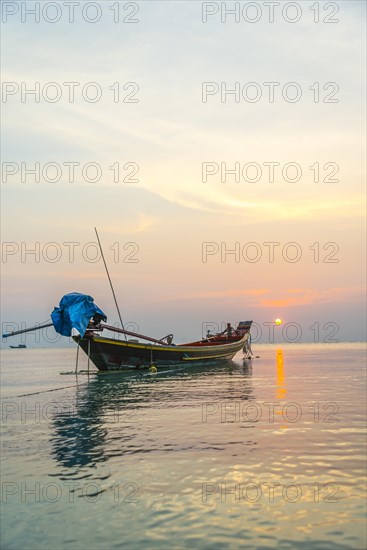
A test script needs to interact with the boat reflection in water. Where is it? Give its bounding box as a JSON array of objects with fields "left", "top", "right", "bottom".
[{"left": 50, "top": 359, "right": 254, "bottom": 476}]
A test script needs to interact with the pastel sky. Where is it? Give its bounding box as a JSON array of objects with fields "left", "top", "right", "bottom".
[{"left": 1, "top": 1, "right": 366, "bottom": 345}]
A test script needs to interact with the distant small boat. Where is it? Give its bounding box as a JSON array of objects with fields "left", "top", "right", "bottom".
[{"left": 9, "top": 344, "right": 27, "bottom": 349}]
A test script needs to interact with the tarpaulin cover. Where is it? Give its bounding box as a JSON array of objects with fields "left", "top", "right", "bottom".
[{"left": 51, "top": 293, "right": 107, "bottom": 337}]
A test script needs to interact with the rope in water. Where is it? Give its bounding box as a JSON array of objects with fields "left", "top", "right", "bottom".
[{"left": 3, "top": 384, "right": 87, "bottom": 399}]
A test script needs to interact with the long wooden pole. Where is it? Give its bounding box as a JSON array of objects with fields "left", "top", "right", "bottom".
[
  {"left": 94, "top": 227, "right": 127, "bottom": 340},
  {"left": 2, "top": 322, "right": 53, "bottom": 338},
  {"left": 100, "top": 323, "right": 166, "bottom": 346}
]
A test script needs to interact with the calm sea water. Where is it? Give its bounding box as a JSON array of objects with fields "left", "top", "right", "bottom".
[{"left": 1, "top": 344, "right": 366, "bottom": 550}]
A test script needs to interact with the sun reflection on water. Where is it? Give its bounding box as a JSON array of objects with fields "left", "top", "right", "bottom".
[{"left": 276, "top": 348, "right": 288, "bottom": 429}]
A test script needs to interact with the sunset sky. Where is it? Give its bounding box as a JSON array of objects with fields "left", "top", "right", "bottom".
[{"left": 1, "top": 1, "right": 366, "bottom": 344}]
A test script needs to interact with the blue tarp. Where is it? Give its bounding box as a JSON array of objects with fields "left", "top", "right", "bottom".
[{"left": 51, "top": 293, "right": 107, "bottom": 337}]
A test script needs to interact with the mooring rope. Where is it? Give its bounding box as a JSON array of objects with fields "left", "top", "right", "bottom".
[{"left": 3, "top": 383, "right": 87, "bottom": 399}]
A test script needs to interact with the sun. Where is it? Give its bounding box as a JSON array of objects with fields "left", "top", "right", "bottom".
[{"left": 275, "top": 318, "right": 282, "bottom": 325}]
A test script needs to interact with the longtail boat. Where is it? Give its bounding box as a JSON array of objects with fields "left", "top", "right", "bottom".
[
  {"left": 3, "top": 293, "right": 253, "bottom": 372},
  {"left": 2, "top": 230, "right": 253, "bottom": 372},
  {"left": 76, "top": 319, "right": 253, "bottom": 371}
]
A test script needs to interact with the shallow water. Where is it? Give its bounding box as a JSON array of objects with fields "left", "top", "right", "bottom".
[{"left": 1, "top": 344, "right": 366, "bottom": 549}]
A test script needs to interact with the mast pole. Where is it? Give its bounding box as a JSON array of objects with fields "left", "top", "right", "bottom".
[{"left": 94, "top": 227, "right": 127, "bottom": 340}]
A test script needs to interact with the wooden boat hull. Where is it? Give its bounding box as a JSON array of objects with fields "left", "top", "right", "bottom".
[{"left": 75, "top": 333, "right": 249, "bottom": 371}]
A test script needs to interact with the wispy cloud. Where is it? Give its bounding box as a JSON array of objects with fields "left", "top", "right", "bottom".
[
  {"left": 260, "top": 286, "right": 366, "bottom": 308},
  {"left": 150, "top": 286, "right": 366, "bottom": 309}
]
